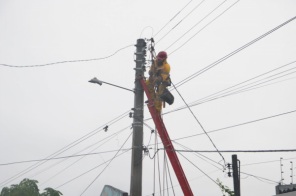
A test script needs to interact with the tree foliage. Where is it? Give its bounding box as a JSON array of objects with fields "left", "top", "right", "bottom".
[
  {"left": 216, "top": 179, "right": 234, "bottom": 196},
  {"left": 0, "top": 179, "right": 62, "bottom": 196}
]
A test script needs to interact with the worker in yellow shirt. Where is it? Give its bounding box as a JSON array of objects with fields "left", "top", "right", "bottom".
[{"left": 146, "top": 51, "right": 172, "bottom": 112}]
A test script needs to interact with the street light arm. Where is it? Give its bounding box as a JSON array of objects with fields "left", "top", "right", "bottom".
[{"left": 88, "top": 77, "right": 134, "bottom": 93}]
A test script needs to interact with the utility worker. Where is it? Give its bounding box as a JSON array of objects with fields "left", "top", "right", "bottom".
[{"left": 146, "top": 51, "right": 171, "bottom": 112}]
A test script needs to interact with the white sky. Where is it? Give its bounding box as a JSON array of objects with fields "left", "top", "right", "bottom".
[{"left": 0, "top": 0, "right": 296, "bottom": 196}]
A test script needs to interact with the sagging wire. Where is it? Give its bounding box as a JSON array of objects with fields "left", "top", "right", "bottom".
[
  {"left": 171, "top": 81, "right": 226, "bottom": 166},
  {"left": 0, "top": 44, "right": 134, "bottom": 68},
  {"left": 140, "top": 26, "right": 155, "bottom": 39}
]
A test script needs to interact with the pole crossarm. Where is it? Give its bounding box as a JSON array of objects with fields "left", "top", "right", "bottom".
[{"left": 140, "top": 78, "right": 194, "bottom": 196}]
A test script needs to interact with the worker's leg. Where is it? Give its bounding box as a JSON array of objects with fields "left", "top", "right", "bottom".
[
  {"left": 155, "top": 84, "right": 167, "bottom": 112},
  {"left": 146, "top": 79, "right": 156, "bottom": 101}
]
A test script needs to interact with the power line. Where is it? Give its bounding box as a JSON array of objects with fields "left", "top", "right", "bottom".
[
  {"left": 55, "top": 148, "right": 132, "bottom": 189},
  {"left": 188, "top": 60, "right": 296, "bottom": 105},
  {"left": 203, "top": 65, "right": 296, "bottom": 104},
  {"left": 165, "top": 0, "right": 233, "bottom": 51},
  {"left": 79, "top": 131, "right": 133, "bottom": 196},
  {"left": 144, "top": 69, "right": 296, "bottom": 122},
  {"left": 178, "top": 152, "right": 220, "bottom": 187},
  {"left": 171, "top": 81, "right": 226, "bottom": 165},
  {"left": 39, "top": 125, "right": 132, "bottom": 186},
  {"left": 166, "top": 60, "right": 296, "bottom": 114},
  {"left": 0, "top": 109, "right": 130, "bottom": 187},
  {"left": 154, "top": 0, "right": 195, "bottom": 38},
  {"left": 29, "top": 124, "right": 133, "bottom": 183},
  {"left": 165, "top": 76, "right": 296, "bottom": 116},
  {"left": 173, "top": 140, "right": 224, "bottom": 170},
  {"left": 241, "top": 172, "right": 278, "bottom": 184},
  {"left": 172, "top": 109, "right": 296, "bottom": 142},
  {"left": 0, "top": 148, "right": 132, "bottom": 166},
  {"left": 172, "top": 15, "right": 296, "bottom": 89},
  {"left": 156, "top": 0, "right": 206, "bottom": 44},
  {"left": 0, "top": 44, "right": 133, "bottom": 68},
  {"left": 162, "top": 149, "right": 296, "bottom": 153},
  {"left": 165, "top": 152, "right": 176, "bottom": 196},
  {"left": 242, "top": 157, "right": 296, "bottom": 167}
]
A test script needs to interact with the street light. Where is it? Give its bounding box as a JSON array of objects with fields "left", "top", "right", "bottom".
[{"left": 88, "top": 77, "right": 134, "bottom": 93}]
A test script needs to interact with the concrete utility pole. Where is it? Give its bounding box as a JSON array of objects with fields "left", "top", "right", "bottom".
[
  {"left": 130, "top": 39, "right": 146, "bottom": 196},
  {"left": 232, "top": 154, "right": 241, "bottom": 196}
]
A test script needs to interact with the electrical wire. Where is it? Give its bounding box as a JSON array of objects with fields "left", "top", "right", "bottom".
[
  {"left": 156, "top": 0, "right": 206, "bottom": 44},
  {"left": 166, "top": 154, "right": 176, "bottom": 196},
  {"left": 163, "top": 152, "right": 167, "bottom": 196},
  {"left": 157, "top": 137, "right": 163, "bottom": 196},
  {"left": 171, "top": 109, "right": 296, "bottom": 142},
  {"left": 178, "top": 152, "right": 220, "bottom": 186},
  {"left": 0, "top": 44, "right": 133, "bottom": 68},
  {"left": 55, "top": 148, "right": 132, "bottom": 189},
  {"left": 79, "top": 131, "right": 133, "bottom": 195},
  {"left": 199, "top": 65, "right": 296, "bottom": 105},
  {"left": 30, "top": 124, "right": 132, "bottom": 181},
  {"left": 165, "top": 149, "right": 296, "bottom": 153},
  {"left": 173, "top": 141, "right": 224, "bottom": 170},
  {"left": 0, "top": 148, "right": 132, "bottom": 167},
  {"left": 0, "top": 109, "right": 130, "bottom": 187},
  {"left": 153, "top": 127, "right": 157, "bottom": 195},
  {"left": 242, "top": 157, "right": 296, "bottom": 167},
  {"left": 165, "top": 60, "right": 296, "bottom": 115},
  {"left": 154, "top": 0, "right": 195, "bottom": 38},
  {"left": 172, "top": 81, "right": 226, "bottom": 165},
  {"left": 172, "top": 15, "right": 296, "bottom": 89},
  {"left": 186, "top": 60, "right": 296, "bottom": 106},
  {"left": 39, "top": 125, "right": 132, "bottom": 186},
  {"left": 240, "top": 172, "right": 278, "bottom": 184},
  {"left": 140, "top": 26, "right": 154, "bottom": 38},
  {"left": 165, "top": 0, "right": 232, "bottom": 51}
]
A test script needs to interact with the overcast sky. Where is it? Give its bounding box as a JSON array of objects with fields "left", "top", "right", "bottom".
[{"left": 0, "top": 0, "right": 296, "bottom": 196}]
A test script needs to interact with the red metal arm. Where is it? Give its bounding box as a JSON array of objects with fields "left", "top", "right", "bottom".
[{"left": 140, "top": 79, "right": 194, "bottom": 196}]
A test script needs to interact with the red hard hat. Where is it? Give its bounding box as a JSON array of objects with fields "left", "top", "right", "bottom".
[{"left": 157, "top": 51, "right": 167, "bottom": 60}]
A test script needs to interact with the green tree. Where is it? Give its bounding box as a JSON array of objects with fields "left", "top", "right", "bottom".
[
  {"left": 0, "top": 179, "right": 62, "bottom": 196},
  {"left": 217, "top": 179, "right": 234, "bottom": 196},
  {"left": 40, "top": 188, "right": 63, "bottom": 196}
]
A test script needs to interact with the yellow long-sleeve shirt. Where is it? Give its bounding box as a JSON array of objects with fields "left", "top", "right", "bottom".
[{"left": 149, "top": 60, "right": 170, "bottom": 82}]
